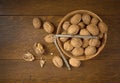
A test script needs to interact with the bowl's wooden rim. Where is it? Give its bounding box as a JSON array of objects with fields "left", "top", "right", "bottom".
[{"left": 57, "top": 10, "right": 107, "bottom": 60}]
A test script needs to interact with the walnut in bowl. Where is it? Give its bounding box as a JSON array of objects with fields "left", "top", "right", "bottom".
[{"left": 57, "top": 10, "right": 108, "bottom": 60}]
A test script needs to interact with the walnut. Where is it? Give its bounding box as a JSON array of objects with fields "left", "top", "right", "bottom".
[
  {"left": 82, "top": 14, "right": 91, "bottom": 25},
  {"left": 71, "top": 47, "right": 84, "bottom": 56},
  {"left": 62, "top": 21, "right": 71, "bottom": 31},
  {"left": 39, "top": 59, "right": 46, "bottom": 68},
  {"left": 78, "top": 22, "right": 85, "bottom": 29},
  {"left": 98, "top": 33, "right": 104, "bottom": 39},
  {"left": 89, "top": 38, "right": 100, "bottom": 47},
  {"left": 98, "top": 22, "right": 108, "bottom": 33},
  {"left": 85, "top": 46, "right": 97, "bottom": 56},
  {"left": 33, "top": 17, "right": 41, "bottom": 29},
  {"left": 67, "top": 25, "right": 80, "bottom": 34},
  {"left": 69, "top": 58, "right": 81, "bottom": 67},
  {"left": 23, "top": 52, "right": 35, "bottom": 61},
  {"left": 70, "top": 38, "right": 82, "bottom": 48},
  {"left": 82, "top": 39, "right": 89, "bottom": 48},
  {"left": 64, "top": 40, "right": 73, "bottom": 51},
  {"left": 43, "top": 21, "right": 54, "bottom": 33},
  {"left": 44, "top": 34, "right": 54, "bottom": 43},
  {"left": 87, "top": 24, "right": 99, "bottom": 35},
  {"left": 79, "top": 29, "right": 91, "bottom": 35},
  {"left": 91, "top": 17, "right": 99, "bottom": 25},
  {"left": 70, "top": 14, "right": 81, "bottom": 24},
  {"left": 96, "top": 40, "right": 101, "bottom": 47},
  {"left": 52, "top": 56, "right": 63, "bottom": 68},
  {"left": 33, "top": 43, "right": 45, "bottom": 55},
  {"left": 60, "top": 31, "right": 69, "bottom": 42}
]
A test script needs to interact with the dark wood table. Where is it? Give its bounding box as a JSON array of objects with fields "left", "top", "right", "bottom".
[{"left": 0, "top": 0, "right": 120, "bottom": 83}]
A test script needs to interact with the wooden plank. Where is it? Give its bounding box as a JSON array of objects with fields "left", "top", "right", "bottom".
[
  {"left": 0, "top": 16, "right": 62, "bottom": 59},
  {"left": 0, "top": 15, "right": 120, "bottom": 60},
  {"left": 0, "top": 60, "right": 120, "bottom": 83},
  {"left": 0, "top": 0, "right": 120, "bottom": 16}
]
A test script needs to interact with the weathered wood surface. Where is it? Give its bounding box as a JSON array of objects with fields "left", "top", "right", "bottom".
[
  {"left": 0, "top": 0, "right": 119, "bottom": 15},
  {"left": 0, "top": 0, "right": 120, "bottom": 83},
  {"left": 0, "top": 60, "right": 120, "bottom": 83}
]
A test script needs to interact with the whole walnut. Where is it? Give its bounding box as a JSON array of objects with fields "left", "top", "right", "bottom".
[
  {"left": 52, "top": 56, "right": 63, "bottom": 68},
  {"left": 70, "top": 14, "right": 81, "bottom": 24},
  {"left": 98, "top": 33, "right": 104, "bottom": 39},
  {"left": 87, "top": 24, "right": 99, "bottom": 35},
  {"left": 89, "top": 38, "right": 100, "bottom": 47},
  {"left": 85, "top": 46, "right": 97, "bottom": 56},
  {"left": 71, "top": 47, "right": 84, "bottom": 56},
  {"left": 79, "top": 29, "right": 91, "bottom": 35},
  {"left": 67, "top": 25, "right": 80, "bottom": 34},
  {"left": 96, "top": 40, "right": 101, "bottom": 47},
  {"left": 82, "top": 14, "right": 91, "bottom": 25},
  {"left": 64, "top": 40, "right": 73, "bottom": 51},
  {"left": 82, "top": 39, "right": 89, "bottom": 48},
  {"left": 70, "top": 38, "right": 82, "bottom": 48},
  {"left": 91, "top": 17, "right": 99, "bottom": 25},
  {"left": 69, "top": 58, "right": 81, "bottom": 67},
  {"left": 43, "top": 21, "right": 54, "bottom": 33},
  {"left": 60, "top": 31, "right": 69, "bottom": 42},
  {"left": 78, "top": 22, "right": 85, "bottom": 29},
  {"left": 33, "top": 17, "right": 41, "bottom": 29},
  {"left": 98, "top": 22, "right": 108, "bottom": 33},
  {"left": 62, "top": 21, "right": 71, "bottom": 31},
  {"left": 44, "top": 34, "right": 54, "bottom": 43}
]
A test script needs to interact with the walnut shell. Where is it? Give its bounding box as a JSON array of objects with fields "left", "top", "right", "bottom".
[
  {"left": 71, "top": 47, "right": 84, "bottom": 56},
  {"left": 64, "top": 40, "right": 73, "bottom": 51},
  {"left": 89, "top": 39, "right": 100, "bottom": 47},
  {"left": 33, "top": 43, "right": 45, "bottom": 55},
  {"left": 60, "top": 31, "right": 69, "bottom": 42},
  {"left": 62, "top": 21, "right": 71, "bottom": 31},
  {"left": 79, "top": 29, "right": 91, "bottom": 35},
  {"left": 98, "top": 33, "right": 104, "bottom": 39},
  {"left": 33, "top": 17, "right": 41, "bottom": 29},
  {"left": 98, "top": 22, "right": 108, "bottom": 33},
  {"left": 23, "top": 52, "right": 35, "bottom": 61},
  {"left": 78, "top": 22, "right": 85, "bottom": 29},
  {"left": 43, "top": 21, "right": 54, "bottom": 33},
  {"left": 91, "top": 17, "right": 99, "bottom": 25},
  {"left": 44, "top": 34, "right": 54, "bottom": 43},
  {"left": 82, "top": 14, "right": 91, "bottom": 25},
  {"left": 69, "top": 58, "right": 81, "bottom": 67},
  {"left": 70, "top": 14, "right": 81, "bottom": 24},
  {"left": 67, "top": 25, "right": 80, "bottom": 34},
  {"left": 85, "top": 46, "right": 97, "bottom": 56},
  {"left": 96, "top": 40, "right": 101, "bottom": 47},
  {"left": 52, "top": 56, "right": 63, "bottom": 68},
  {"left": 70, "top": 38, "right": 82, "bottom": 48},
  {"left": 87, "top": 24, "right": 99, "bottom": 35},
  {"left": 82, "top": 39, "right": 89, "bottom": 48}
]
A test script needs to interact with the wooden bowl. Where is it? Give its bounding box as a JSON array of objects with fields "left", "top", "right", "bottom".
[{"left": 57, "top": 10, "right": 107, "bottom": 60}]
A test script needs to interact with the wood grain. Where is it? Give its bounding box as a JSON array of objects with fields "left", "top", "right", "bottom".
[
  {"left": 0, "top": 60, "right": 120, "bottom": 83},
  {"left": 0, "top": 0, "right": 120, "bottom": 16},
  {"left": 0, "top": 16, "right": 120, "bottom": 60},
  {"left": 0, "top": 0, "right": 120, "bottom": 83}
]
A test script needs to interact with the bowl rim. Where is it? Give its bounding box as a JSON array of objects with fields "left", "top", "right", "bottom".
[{"left": 56, "top": 10, "right": 107, "bottom": 60}]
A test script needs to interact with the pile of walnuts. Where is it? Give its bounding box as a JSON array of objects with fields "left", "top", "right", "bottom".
[
  {"left": 31, "top": 10, "right": 108, "bottom": 69},
  {"left": 59, "top": 13, "right": 108, "bottom": 58}
]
